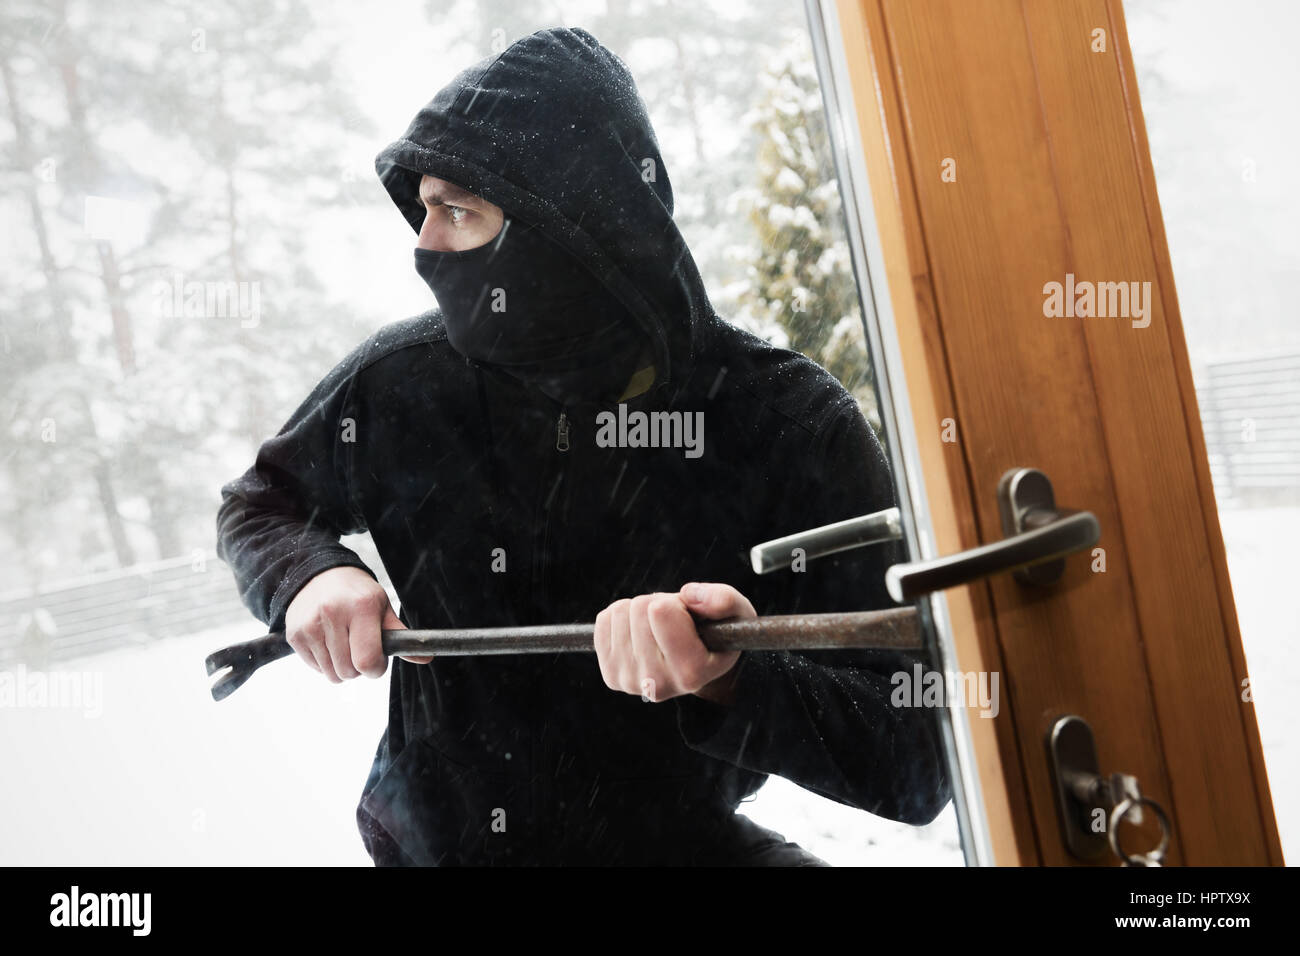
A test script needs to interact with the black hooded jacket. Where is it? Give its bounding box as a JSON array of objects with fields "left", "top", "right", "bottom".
[{"left": 216, "top": 27, "right": 950, "bottom": 865}]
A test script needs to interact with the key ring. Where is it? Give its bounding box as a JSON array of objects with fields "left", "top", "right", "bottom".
[{"left": 1109, "top": 795, "right": 1171, "bottom": 866}]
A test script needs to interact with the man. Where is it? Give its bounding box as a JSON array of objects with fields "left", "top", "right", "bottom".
[{"left": 217, "top": 26, "right": 950, "bottom": 866}]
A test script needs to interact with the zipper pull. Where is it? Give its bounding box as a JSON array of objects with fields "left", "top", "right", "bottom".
[{"left": 556, "top": 410, "right": 570, "bottom": 452}]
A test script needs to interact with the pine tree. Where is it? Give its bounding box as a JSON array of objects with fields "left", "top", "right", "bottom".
[{"left": 739, "top": 37, "right": 882, "bottom": 432}]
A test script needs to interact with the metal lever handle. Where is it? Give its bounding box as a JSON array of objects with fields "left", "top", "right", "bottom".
[
  {"left": 749, "top": 507, "right": 901, "bottom": 574},
  {"left": 885, "top": 509, "right": 1099, "bottom": 602},
  {"left": 884, "top": 468, "right": 1100, "bottom": 602}
]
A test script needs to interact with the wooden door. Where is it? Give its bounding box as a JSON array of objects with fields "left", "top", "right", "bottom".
[{"left": 816, "top": 0, "right": 1283, "bottom": 865}]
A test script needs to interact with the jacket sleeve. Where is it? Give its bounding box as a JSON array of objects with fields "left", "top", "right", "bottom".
[
  {"left": 673, "top": 399, "right": 953, "bottom": 825},
  {"left": 216, "top": 341, "right": 379, "bottom": 631}
]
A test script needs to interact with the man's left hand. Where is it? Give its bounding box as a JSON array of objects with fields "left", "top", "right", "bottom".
[{"left": 593, "top": 582, "right": 754, "bottom": 705}]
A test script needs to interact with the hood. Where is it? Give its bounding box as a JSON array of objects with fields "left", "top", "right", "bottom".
[{"left": 376, "top": 27, "right": 714, "bottom": 390}]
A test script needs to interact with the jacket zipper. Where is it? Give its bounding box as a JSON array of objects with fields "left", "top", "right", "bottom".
[{"left": 555, "top": 409, "right": 570, "bottom": 452}]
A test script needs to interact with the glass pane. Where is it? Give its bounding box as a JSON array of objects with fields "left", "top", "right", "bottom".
[
  {"left": 0, "top": 0, "right": 964, "bottom": 865},
  {"left": 1126, "top": 0, "right": 1300, "bottom": 861}
]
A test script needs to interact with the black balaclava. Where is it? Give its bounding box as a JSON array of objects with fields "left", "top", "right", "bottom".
[{"left": 414, "top": 216, "right": 648, "bottom": 407}]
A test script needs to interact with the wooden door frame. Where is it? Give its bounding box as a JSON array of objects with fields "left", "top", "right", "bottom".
[{"left": 809, "top": 0, "right": 1283, "bottom": 865}]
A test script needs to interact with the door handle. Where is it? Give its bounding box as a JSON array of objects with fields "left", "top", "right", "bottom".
[
  {"left": 748, "top": 467, "right": 1100, "bottom": 603},
  {"left": 749, "top": 506, "right": 902, "bottom": 574},
  {"left": 884, "top": 468, "right": 1100, "bottom": 602}
]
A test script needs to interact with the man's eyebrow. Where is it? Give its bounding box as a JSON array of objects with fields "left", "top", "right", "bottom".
[{"left": 418, "top": 181, "right": 481, "bottom": 206}]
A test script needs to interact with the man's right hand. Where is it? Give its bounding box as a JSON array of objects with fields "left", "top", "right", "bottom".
[{"left": 283, "top": 566, "right": 432, "bottom": 681}]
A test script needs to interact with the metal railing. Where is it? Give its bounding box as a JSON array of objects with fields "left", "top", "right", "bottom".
[
  {"left": 0, "top": 552, "right": 245, "bottom": 668},
  {"left": 1195, "top": 350, "right": 1300, "bottom": 506}
]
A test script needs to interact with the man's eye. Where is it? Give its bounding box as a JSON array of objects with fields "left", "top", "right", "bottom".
[{"left": 446, "top": 205, "right": 468, "bottom": 224}]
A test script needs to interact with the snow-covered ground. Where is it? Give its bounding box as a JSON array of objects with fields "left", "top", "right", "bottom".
[
  {"left": 1217, "top": 507, "right": 1299, "bottom": 860},
  {"left": 1, "top": 507, "right": 1291, "bottom": 866}
]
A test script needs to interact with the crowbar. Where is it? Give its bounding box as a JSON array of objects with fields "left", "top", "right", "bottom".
[{"left": 204, "top": 607, "right": 921, "bottom": 702}]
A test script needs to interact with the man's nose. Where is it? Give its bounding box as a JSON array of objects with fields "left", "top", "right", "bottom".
[{"left": 416, "top": 212, "right": 443, "bottom": 251}]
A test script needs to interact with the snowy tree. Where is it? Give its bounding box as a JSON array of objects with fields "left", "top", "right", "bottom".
[
  {"left": 0, "top": 0, "right": 373, "bottom": 585},
  {"left": 737, "top": 37, "right": 881, "bottom": 431}
]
